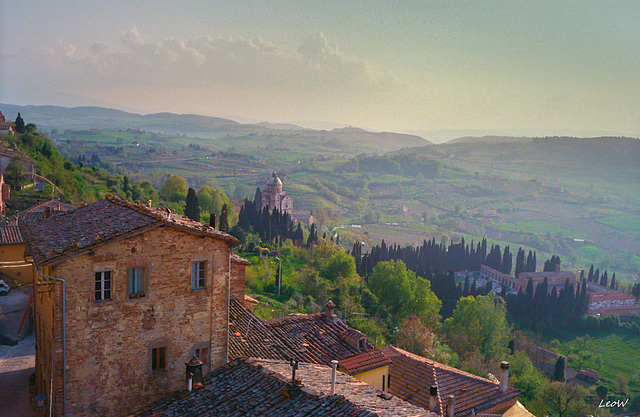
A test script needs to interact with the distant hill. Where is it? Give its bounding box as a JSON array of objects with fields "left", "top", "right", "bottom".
[
  {"left": 447, "top": 135, "right": 533, "bottom": 144},
  {"left": 0, "top": 104, "right": 430, "bottom": 154},
  {"left": 0, "top": 104, "right": 238, "bottom": 133},
  {"left": 393, "top": 136, "right": 640, "bottom": 182}
]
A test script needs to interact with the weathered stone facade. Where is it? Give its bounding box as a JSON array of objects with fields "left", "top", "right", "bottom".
[
  {"left": 23, "top": 197, "right": 239, "bottom": 417},
  {"left": 33, "top": 226, "right": 232, "bottom": 416}
]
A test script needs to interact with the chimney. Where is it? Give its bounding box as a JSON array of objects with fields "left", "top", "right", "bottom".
[
  {"left": 44, "top": 206, "right": 51, "bottom": 219},
  {"left": 555, "top": 262, "right": 561, "bottom": 272},
  {"left": 289, "top": 359, "right": 299, "bottom": 384},
  {"left": 499, "top": 361, "right": 510, "bottom": 392},
  {"left": 330, "top": 360, "right": 338, "bottom": 395},
  {"left": 325, "top": 300, "right": 335, "bottom": 317},
  {"left": 448, "top": 395, "right": 455, "bottom": 417},
  {"left": 57, "top": 203, "right": 61, "bottom": 211},
  {"left": 148, "top": 199, "right": 152, "bottom": 208},
  {"left": 429, "top": 386, "right": 438, "bottom": 411},
  {"left": 210, "top": 213, "right": 217, "bottom": 229}
]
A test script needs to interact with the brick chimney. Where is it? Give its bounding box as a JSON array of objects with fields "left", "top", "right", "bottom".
[
  {"left": 499, "top": 361, "right": 510, "bottom": 392},
  {"left": 44, "top": 206, "right": 51, "bottom": 219},
  {"left": 210, "top": 213, "right": 217, "bottom": 229},
  {"left": 325, "top": 300, "right": 335, "bottom": 317},
  {"left": 555, "top": 262, "right": 561, "bottom": 272},
  {"left": 429, "top": 386, "right": 438, "bottom": 411}
]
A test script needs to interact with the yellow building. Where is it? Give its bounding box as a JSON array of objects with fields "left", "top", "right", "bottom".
[
  {"left": 337, "top": 348, "right": 392, "bottom": 391},
  {"left": 0, "top": 226, "right": 33, "bottom": 285}
]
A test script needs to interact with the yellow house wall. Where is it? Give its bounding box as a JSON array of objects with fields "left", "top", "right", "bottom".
[
  {"left": 346, "top": 365, "right": 390, "bottom": 391},
  {"left": 34, "top": 226, "right": 231, "bottom": 417},
  {"left": 0, "top": 243, "right": 34, "bottom": 284}
]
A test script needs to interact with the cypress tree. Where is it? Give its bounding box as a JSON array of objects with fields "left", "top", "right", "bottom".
[
  {"left": 219, "top": 204, "right": 229, "bottom": 232},
  {"left": 610, "top": 273, "right": 616, "bottom": 289},
  {"left": 184, "top": 187, "right": 200, "bottom": 222},
  {"left": 15, "top": 113, "right": 25, "bottom": 134},
  {"left": 554, "top": 356, "right": 566, "bottom": 381}
]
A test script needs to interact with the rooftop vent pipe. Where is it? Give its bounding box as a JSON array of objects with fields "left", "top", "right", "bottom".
[{"left": 330, "top": 360, "right": 338, "bottom": 395}]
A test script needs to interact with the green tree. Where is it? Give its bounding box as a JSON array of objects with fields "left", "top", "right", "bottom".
[
  {"left": 369, "top": 260, "right": 441, "bottom": 329},
  {"left": 15, "top": 113, "right": 25, "bottom": 134},
  {"left": 554, "top": 356, "right": 566, "bottom": 381},
  {"left": 184, "top": 187, "right": 200, "bottom": 222},
  {"left": 444, "top": 292, "right": 511, "bottom": 361},
  {"left": 219, "top": 203, "right": 229, "bottom": 232},
  {"left": 159, "top": 175, "right": 188, "bottom": 202},
  {"left": 541, "top": 382, "right": 588, "bottom": 417}
]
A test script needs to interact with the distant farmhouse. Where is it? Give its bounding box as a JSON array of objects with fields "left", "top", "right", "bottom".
[
  {"left": 480, "top": 263, "right": 576, "bottom": 293},
  {"left": 0, "top": 110, "right": 15, "bottom": 136}
]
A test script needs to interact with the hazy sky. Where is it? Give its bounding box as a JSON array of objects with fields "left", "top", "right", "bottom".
[{"left": 1, "top": 1, "right": 638, "bottom": 139}]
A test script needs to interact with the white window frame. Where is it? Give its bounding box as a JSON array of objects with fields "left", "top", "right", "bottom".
[
  {"left": 128, "top": 266, "right": 146, "bottom": 298},
  {"left": 191, "top": 261, "right": 206, "bottom": 290},
  {"left": 94, "top": 270, "right": 112, "bottom": 301}
]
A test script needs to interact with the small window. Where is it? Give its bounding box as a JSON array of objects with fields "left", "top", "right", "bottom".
[
  {"left": 151, "top": 346, "right": 168, "bottom": 371},
  {"left": 382, "top": 374, "right": 386, "bottom": 391},
  {"left": 358, "top": 338, "right": 365, "bottom": 349},
  {"left": 195, "top": 347, "right": 209, "bottom": 364},
  {"left": 95, "top": 271, "right": 112, "bottom": 301},
  {"left": 387, "top": 374, "right": 391, "bottom": 388},
  {"left": 191, "top": 261, "right": 206, "bottom": 290},
  {"left": 128, "top": 266, "right": 146, "bottom": 298}
]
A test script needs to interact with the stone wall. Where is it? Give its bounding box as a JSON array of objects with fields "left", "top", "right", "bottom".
[{"left": 36, "top": 226, "right": 231, "bottom": 417}]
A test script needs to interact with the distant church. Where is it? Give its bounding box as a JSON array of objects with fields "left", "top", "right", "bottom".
[{"left": 259, "top": 172, "right": 293, "bottom": 213}]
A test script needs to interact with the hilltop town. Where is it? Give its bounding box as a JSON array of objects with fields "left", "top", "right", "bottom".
[{"left": 0, "top": 109, "right": 639, "bottom": 417}]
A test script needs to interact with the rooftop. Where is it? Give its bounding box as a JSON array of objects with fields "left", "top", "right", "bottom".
[
  {"left": 9, "top": 199, "right": 76, "bottom": 225},
  {"left": 380, "top": 346, "right": 520, "bottom": 416},
  {"left": 0, "top": 226, "right": 24, "bottom": 245},
  {"left": 229, "top": 298, "right": 373, "bottom": 365},
  {"left": 264, "top": 310, "right": 373, "bottom": 365},
  {"left": 21, "top": 196, "right": 236, "bottom": 267},
  {"left": 338, "top": 348, "right": 393, "bottom": 376},
  {"left": 134, "top": 358, "right": 432, "bottom": 417}
]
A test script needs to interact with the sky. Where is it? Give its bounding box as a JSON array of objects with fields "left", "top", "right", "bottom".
[{"left": 1, "top": 1, "right": 639, "bottom": 141}]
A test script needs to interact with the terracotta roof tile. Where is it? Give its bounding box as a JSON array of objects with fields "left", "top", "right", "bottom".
[
  {"left": 229, "top": 298, "right": 292, "bottom": 361},
  {"left": 231, "top": 253, "right": 251, "bottom": 265},
  {"left": 265, "top": 311, "right": 373, "bottom": 365},
  {"left": 21, "top": 196, "right": 236, "bottom": 266},
  {"left": 338, "top": 349, "right": 393, "bottom": 375},
  {"left": 380, "top": 346, "right": 520, "bottom": 416},
  {"left": 134, "top": 358, "right": 432, "bottom": 417},
  {"left": 0, "top": 226, "right": 24, "bottom": 245},
  {"left": 229, "top": 299, "right": 374, "bottom": 366}
]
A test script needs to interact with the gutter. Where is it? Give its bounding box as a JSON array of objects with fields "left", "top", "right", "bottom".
[{"left": 226, "top": 251, "right": 231, "bottom": 363}]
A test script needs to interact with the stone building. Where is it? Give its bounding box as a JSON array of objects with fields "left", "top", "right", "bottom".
[
  {"left": 260, "top": 172, "right": 293, "bottom": 213},
  {"left": 21, "top": 196, "right": 240, "bottom": 417}
]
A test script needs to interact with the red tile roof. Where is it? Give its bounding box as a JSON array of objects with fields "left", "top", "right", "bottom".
[
  {"left": 21, "top": 196, "right": 236, "bottom": 266},
  {"left": 229, "top": 298, "right": 373, "bottom": 366},
  {"left": 265, "top": 311, "right": 373, "bottom": 365},
  {"left": 0, "top": 226, "right": 24, "bottom": 245},
  {"left": 134, "top": 358, "right": 432, "bottom": 417},
  {"left": 231, "top": 253, "right": 251, "bottom": 265},
  {"left": 338, "top": 348, "right": 393, "bottom": 375},
  {"left": 380, "top": 346, "right": 520, "bottom": 416}
]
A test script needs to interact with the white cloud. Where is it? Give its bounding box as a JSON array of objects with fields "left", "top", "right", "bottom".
[{"left": 4, "top": 28, "right": 394, "bottom": 108}]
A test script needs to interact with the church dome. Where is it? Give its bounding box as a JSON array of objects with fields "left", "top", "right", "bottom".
[{"left": 266, "top": 172, "right": 282, "bottom": 186}]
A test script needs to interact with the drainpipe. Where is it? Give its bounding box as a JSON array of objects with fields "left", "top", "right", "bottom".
[
  {"left": 34, "top": 263, "right": 67, "bottom": 416},
  {"left": 226, "top": 251, "right": 231, "bottom": 363}
]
